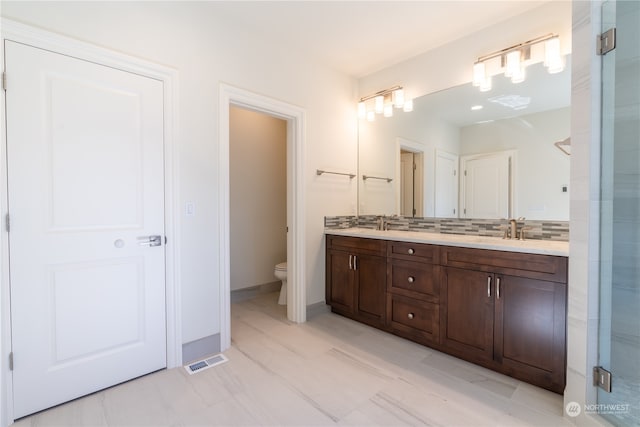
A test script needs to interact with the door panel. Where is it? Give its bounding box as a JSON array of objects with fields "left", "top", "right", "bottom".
[
  {"left": 6, "top": 41, "right": 166, "bottom": 418},
  {"left": 461, "top": 152, "right": 510, "bottom": 218},
  {"left": 435, "top": 150, "right": 459, "bottom": 217},
  {"left": 442, "top": 267, "right": 494, "bottom": 362}
]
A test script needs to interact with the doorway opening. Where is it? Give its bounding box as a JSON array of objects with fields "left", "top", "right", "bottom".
[{"left": 218, "top": 84, "right": 306, "bottom": 352}]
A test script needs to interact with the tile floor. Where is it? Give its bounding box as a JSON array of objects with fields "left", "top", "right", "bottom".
[{"left": 14, "top": 292, "right": 571, "bottom": 426}]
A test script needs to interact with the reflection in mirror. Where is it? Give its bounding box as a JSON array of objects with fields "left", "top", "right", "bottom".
[{"left": 358, "top": 58, "right": 571, "bottom": 221}]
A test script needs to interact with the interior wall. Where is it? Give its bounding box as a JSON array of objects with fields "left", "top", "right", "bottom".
[
  {"left": 460, "top": 107, "right": 571, "bottom": 220},
  {"left": 229, "top": 107, "right": 286, "bottom": 291},
  {"left": 0, "top": 1, "right": 357, "bottom": 347}
]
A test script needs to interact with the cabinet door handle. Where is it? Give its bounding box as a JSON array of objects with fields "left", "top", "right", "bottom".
[
  {"left": 496, "top": 277, "right": 501, "bottom": 299},
  {"left": 407, "top": 248, "right": 415, "bottom": 254},
  {"left": 353, "top": 255, "right": 357, "bottom": 270},
  {"left": 348, "top": 254, "right": 353, "bottom": 270},
  {"left": 487, "top": 276, "right": 492, "bottom": 298},
  {"left": 407, "top": 313, "right": 414, "bottom": 320},
  {"left": 407, "top": 276, "right": 415, "bottom": 283}
]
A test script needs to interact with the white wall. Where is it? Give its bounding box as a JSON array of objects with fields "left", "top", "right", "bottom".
[
  {"left": 460, "top": 107, "right": 571, "bottom": 220},
  {"left": 229, "top": 107, "right": 286, "bottom": 291},
  {"left": 0, "top": 1, "right": 357, "bottom": 346}
]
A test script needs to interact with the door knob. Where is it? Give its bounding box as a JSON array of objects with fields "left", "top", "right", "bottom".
[{"left": 137, "top": 235, "right": 162, "bottom": 247}]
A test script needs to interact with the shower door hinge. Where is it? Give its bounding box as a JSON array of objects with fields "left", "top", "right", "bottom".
[
  {"left": 2, "top": 72, "right": 6, "bottom": 91},
  {"left": 593, "top": 366, "right": 612, "bottom": 392},
  {"left": 597, "top": 28, "right": 616, "bottom": 55},
  {"left": 8, "top": 352, "right": 13, "bottom": 371}
]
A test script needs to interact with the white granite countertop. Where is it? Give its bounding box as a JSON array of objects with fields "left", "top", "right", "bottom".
[{"left": 325, "top": 228, "right": 569, "bottom": 257}]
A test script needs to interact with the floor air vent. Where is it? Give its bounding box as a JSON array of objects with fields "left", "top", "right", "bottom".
[{"left": 184, "top": 353, "right": 228, "bottom": 375}]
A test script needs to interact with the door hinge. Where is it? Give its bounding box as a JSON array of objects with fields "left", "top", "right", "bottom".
[
  {"left": 454, "top": 170, "right": 457, "bottom": 176},
  {"left": 5, "top": 213, "right": 9, "bottom": 232},
  {"left": 453, "top": 208, "right": 456, "bottom": 215},
  {"left": 463, "top": 208, "right": 467, "bottom": 214},
  {"left": 413, "top": 208, "right": 416, "bottom": 216},
  {"left": 597, "top": 28, "right": 616, "bottom": 55},
  {"left": 413, "top": 163, "right": 417, "bottom": 171},
  {"left": 593, "top": 366, "right": 612, "bottom": 392},
  {"left": 2, "top": 72, "right": 6, "bottom": 91},
  {"left": 464, "top": 170, "right": 467, "bottom": 177},
  {"left": 9, "top": 352, "right": 13, "bottom": 371}
]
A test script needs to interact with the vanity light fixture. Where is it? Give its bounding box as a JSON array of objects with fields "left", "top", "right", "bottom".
[
  {"left": 358, "top": 85, "right": 413, "bottom": 120},
  {"left": 472, "top": 34, "right": 564, "bottom": 91}
]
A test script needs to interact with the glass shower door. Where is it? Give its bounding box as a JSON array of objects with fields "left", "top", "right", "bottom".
[{"left": 598, "top": 0, "right": 640, "bottom": 424}]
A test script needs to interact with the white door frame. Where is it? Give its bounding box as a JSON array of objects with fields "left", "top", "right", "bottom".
[
  {"left": 0, "top": 19, "right": 181, "bottom": 426},
  {"left": 219, "top": 84, "right": 306, "bottom": 351},
  {"left": 395, "top": 137, "right": 425, "bottom": 216}
]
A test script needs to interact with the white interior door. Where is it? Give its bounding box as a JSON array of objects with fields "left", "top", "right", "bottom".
[
  {"left": 5, "top": 41, "right": 166, "bottom": 418},
  {"left": 435, "top": 150, "right": 459, "bottom": 217},
  {"left": 461, "top": 152, "right": 511, "bottom": 219}
]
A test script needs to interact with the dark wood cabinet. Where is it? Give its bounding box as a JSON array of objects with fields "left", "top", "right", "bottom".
[
  {"left": 326, "top": 235, "right": 387, "bottom": 327},
  {"left": 441, "top": 247, "right": 567, "bottom": 393},
  {"left": 495, "top": 275, "right": 567, "bottom": 393},
  {"left": 325, "top": 234, "right": 568, "bottom": 393}
]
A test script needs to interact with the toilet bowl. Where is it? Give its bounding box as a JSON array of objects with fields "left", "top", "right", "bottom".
[{"left": 274, "top": 262, "right": 287, "bottom": 305}]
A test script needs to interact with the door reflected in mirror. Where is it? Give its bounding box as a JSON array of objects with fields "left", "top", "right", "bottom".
[{"left": 358, "top": 58, "right": 571, "bottom": 221}]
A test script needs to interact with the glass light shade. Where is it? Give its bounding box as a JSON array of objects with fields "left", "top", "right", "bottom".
[
  {"left": 403, "top": 99, "right": 413, "bottom": 112},
  {"left": 544, "top": 37, "right": 561, "bottom": 67},
  {"left": 547, "top": 57, "right": 565, "bottom": 74},
  {"left": 374, "top": 95, "right": 384, "bottom": 114},
  {"left": 472, "top": 62, "right": 485, "bottom": 87},
  {"left": 505, "top": 50, "right": 522, "bottom": 78},
  {"left": 366, "top": 110, "right": 376, "bottom": 122},
  {"left": 357, "top": 101, "right": 366, "bottom": 119},
  {"left": 511, "top": 66, "right": 526, "bottom": 84},
  {"left": 392, "top": 89, "right": 404, "bottom": 108},
  {"left": 479, "top": 76, "right": 492, "bottom": 92},
  {"left": 383, "top": 103, "right": 393, "bottom": 117}
]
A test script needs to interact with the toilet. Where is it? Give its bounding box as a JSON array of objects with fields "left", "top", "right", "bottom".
[{"left": 274, "top": 262, "right": 288, "bottom": 305}]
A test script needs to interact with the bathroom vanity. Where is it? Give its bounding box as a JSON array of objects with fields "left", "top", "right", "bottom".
[{"left": 325, "top": 229, "right": 568, "bottom": 393}]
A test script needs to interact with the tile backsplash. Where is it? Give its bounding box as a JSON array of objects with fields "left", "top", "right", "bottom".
[{"left": 324, "top": 215, "right": 569, "bottom": 242}]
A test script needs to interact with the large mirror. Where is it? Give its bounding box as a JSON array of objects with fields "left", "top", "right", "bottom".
[{"left": 358, "top": 58, "right": 571, "bottom": 221}]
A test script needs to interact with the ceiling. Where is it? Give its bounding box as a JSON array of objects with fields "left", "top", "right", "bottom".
[{"left": 212, "top": 1, "right": 548, "bottom": 78}]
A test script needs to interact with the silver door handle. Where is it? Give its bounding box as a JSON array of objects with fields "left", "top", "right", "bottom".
[
  {"left": 137, "top": 235, "right": 162, "bottom": 247},
  {"left": 487, "top": 276, "right": 492, "bottom": 298},
  {"left": 349, "top": 254, "right": 353, "bottom": 270},
  {"left": 496, "top": 277, "right": 501, "bottom": 299}
]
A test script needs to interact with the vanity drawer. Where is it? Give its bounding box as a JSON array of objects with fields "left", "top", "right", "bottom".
[
  {"left": 326, "top": 235, "right": 386, "bottom": 256},
  {"left": 388, "top": 259, "right": 439, "bottom": 301},
  {"left": 442, "top": 246, "right": 567, "bottom": 283},
  {"left": 388, "top": 294, "right": 440, "bottom": 345},
  {"left": 388, "top": 241, "right": 439, "bottom": 263}
]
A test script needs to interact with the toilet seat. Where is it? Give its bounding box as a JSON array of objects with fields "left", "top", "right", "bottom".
[{"left": 275, "top": 262, "right": 287, "bottom": 271}]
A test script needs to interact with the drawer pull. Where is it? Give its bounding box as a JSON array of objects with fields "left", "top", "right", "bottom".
[
  {"left": 407, "top": 313, "right": 414, "bottom": 320},
  {"left": 487, "top": 276, "right": 492, "bottom": 298},
  {"left": 407, "top": 276, "right": 415, "bottom": 283},
  {"left": 407, "top": 248, "right": 415, "bottom": 255}
]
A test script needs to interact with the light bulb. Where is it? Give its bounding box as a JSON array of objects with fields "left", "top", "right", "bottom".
[
  {"left": 472, "top": 62, "right": 485, "bottom": 87},
  {"left": 374, "top": 95, "right": 384, "bottom": 114},
  {"left": 392, "top": 89, "right": 404, "bottom": 108},
  {"left": 403, "top": 99, "right": 413, "bottom": 112},
  {"left": 357, "top": 101, "right": 366, "bottom": 119}
]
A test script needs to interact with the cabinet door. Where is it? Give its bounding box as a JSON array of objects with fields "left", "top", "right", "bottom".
[
  {"left": 494, "top": 275, "right": 566, "bottom": 393},
  {"left": 326, "top": 250, "right": 354, "bottom": 314},
  {"left": 442, "top": 267, "right": 494, "bottom": 362},
  {"left": 355, "top": 254, "right": 387, "bottom": 326}
]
